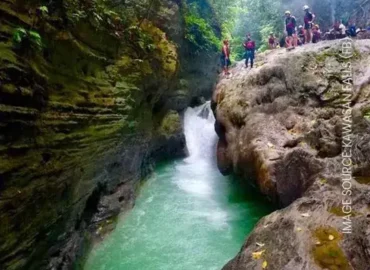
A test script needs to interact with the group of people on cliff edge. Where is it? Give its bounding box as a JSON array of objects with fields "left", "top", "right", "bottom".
[
  {"left": 220, "top": 3, "right": 368, "bottom": 75},
  {"left": 220, "top": 5, "right": 314, "bottom": 75},
  {"left": 283, "top": 5, "right": 319, "bottom": 50}
]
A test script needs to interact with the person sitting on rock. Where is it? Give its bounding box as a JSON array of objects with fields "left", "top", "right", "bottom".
[
  {"left": 331, "top": 21, "right": 341, "bottom": 36},
  {"left": 339, "top": 21, "right": 346, "bottom": 37},
  {"left": 221, "top": 39, "right": 231, "bottom": 75},
  {"left": 279, "top": 35, "right": 287, "bottom": 48},
  {"left": 268, "top": 33, "right": 276, "bottom": 49},
  {"left": 285, "top": 11, "right": 297, "bottom": 50},
  {"left": 243, "top": 34, "right": 256, "bottom": 68},
  {"left": 298, "top": 25, "right": 305, "bottom": 45},
  {"left": 347, "top": 21, "right": 357, "bottom": 37},
  {"left": 312, "top": 24, "right": 321, "bottom": 43},
  {"left": 303, "top": 5, "right": 315, "bottom": 43}
]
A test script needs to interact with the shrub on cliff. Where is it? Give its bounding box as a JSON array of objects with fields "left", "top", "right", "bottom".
[
  {"left": 12, "top": 28, "right": 43, "bottom": 52},
  {"left": 184, "top": 3, "right": 220, "bottom": 53}
]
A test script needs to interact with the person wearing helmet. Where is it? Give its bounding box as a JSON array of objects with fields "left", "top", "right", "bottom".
[
  {"left": 303, "top": 5, "right": 315, "bottom": 43},
  {"left": 285, "top": 11, "right": 297, "bottom": 50},
  {"left": 298, "top": 25, "right": 305, "bottom": 45}
]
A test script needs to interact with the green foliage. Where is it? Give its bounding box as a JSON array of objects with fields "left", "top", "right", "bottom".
[
  {"left": 184, "top": 3, "right": 220, "bottom": 53},
  {"left": 37, "top": 5, "right": 49, "bottom": 16},
  {"left": 125, "top": 25, "right": 156, "bottom": 53},
  {"left": 12, "top": 28, "right": 42, "bottom": 51},
  {"left": 185, "top": 14, "right": 220, "bottom": 52},
  {"left": 208, "top": 0, "right": 283, "bottom": 59},
  {"left": 12, "top": 28, "right": 27, "bottom": 44},
  {"left": 228, "top": 36, "right": 244, "bottom": 62},
  {"left": 69, "top": 10, "right": 88, "bottom": 24},
  {"left": 259, "top": 24, "right": 275, "bottom": 52}
]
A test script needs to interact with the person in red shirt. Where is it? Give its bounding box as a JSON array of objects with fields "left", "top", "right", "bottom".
[
  {"left": 221, "top": 40, "right": 231, "bottom": 75},
  {"left": 243, "top": 34, "right": 256, "bottom": 68}
]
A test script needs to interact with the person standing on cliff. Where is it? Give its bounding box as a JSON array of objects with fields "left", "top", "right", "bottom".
[
  {"left": 243, "top": 34, "right": 256, "bottom": 68},
  {"left": 303, "top": 5, "right": 315, "bottom": 43},
  {"left": 221, "top": 39, "right": 231, "bottom": 76},
  {"left": 285, "top": 11, "right": 297, "bottom": 50}
]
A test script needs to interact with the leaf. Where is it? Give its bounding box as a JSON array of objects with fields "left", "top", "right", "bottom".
[
  {"left": 29, "top": 31, "right": 40, "bottom": 38},
  {"left": 256, "top": 242, "right": 265, "bottom": 247},
  {"left": 328, "top": 235, "right": 335, "bottom": 241},
  {"left": 16, "top": 28, "right": 27, "bottom": 35},
  {"left": 262, "top": 260, "right": 268, "bottom": 269},
  {"left": 138, "top": 41, "right": 145, "bottom": 50},
  {"left": 252, "top": 250, "right": 265, "bottom": 259},
  {"left": 13, "top": 32, "right": 22, "bottom": 43},
  {"left": 94, "top": 13, "right": 103, "bottom": 21},
  {"left": 29, "top": 31, "right": 42, "bottom": 48},
  {"left": 38, "top": 6, "right": 48, "bottom": 14},
  {"left": 13, "top": 28, "right": 27, "bottom": 43}
]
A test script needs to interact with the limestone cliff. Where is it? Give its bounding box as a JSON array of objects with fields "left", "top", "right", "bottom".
[
  {"left": 213, "top": 40, "right": 370, "bottom": 269},
  {"left": 0, "top": 0, "right": 220, "bottom": 269}
]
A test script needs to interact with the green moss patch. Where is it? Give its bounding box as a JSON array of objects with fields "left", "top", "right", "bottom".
[
  {"left": 328, "top": 206, "right": 357, "bottom": 217},
  {"left": 354, "top": 177, "right": 370, "bottom": 185},
  {"left": 312, "top": 227, "right": 350, "bottom": 270},
  {"left": 315, "top": 50, "right": 338, "bottom": 63},
  {"left": 158, "top": 110, "right": 181, "bottom": 137},
  {"left": 141, "top": 21, "right": 178, "bottom": 78}
]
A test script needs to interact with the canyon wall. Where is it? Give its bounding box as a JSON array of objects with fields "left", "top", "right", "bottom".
[{"left": 0, "top": 0, "right": 220, "bottom": 269}]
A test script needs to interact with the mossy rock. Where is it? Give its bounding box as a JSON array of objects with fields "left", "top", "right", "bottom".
[
  {"left": 328, "top": 206, "right": 357, "bottom": 217},
  {"left": 315, "top": 49, "right": 339, "bottom": 63},
  {"left": 315, "top": 46, "right": 359, "bottom": 64},
  {"left": 158, "top": 110, "right": 181, "bottom": 137},
  {"left": 312, "top": 227, "right": 350, "bottom": 270},
  {"left": 364, "top": 110, "right": 370, "bottom": 120},
  {"left": 141, "top": 20, "right": 178, "bottom": 78},
  {"left": 354, "top": 176, "right": 370, "bottom": 185}
]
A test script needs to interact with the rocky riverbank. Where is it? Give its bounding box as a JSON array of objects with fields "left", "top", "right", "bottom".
[
  {"left": 0, "top": 0, "right": 220, "bottom": 269},
  {"left": 213, "top": 40, "right": 370, "bottom": 270}
]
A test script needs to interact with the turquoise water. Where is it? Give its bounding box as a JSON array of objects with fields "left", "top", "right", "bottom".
[{"left": 84, "top": 104, "right": 273, "bottom": 270}]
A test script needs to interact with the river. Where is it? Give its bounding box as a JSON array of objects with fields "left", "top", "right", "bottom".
[{"left": 84, "top": 103, "right": 273, "bottom": 270}]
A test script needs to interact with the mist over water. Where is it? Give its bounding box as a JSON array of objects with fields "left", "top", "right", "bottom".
[{"left": 84, "top": 103, "right": 273, "bottom": 270}]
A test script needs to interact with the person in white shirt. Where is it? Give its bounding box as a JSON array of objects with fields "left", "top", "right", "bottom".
[{"left": 339, "top": 22, "right": 346, "bottom": 35}]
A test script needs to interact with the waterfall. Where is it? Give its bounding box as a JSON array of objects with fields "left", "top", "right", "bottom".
[
  {"left": 84, "top": 102, "right": 273, "bottom": 270},
  {"left": 183, "top": 101, "right": 217, "bottom": 161}
]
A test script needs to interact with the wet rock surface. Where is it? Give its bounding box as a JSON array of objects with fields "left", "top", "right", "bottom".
[
  {"left": 213, "top": 40, "right": 370, "bottom": 270},
  {"left": 0, "top": 0, "right": 218, "bottom": 269}
]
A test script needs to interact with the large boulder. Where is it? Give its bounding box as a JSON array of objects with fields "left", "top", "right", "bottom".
[{"left": 213, "top": 40, "right": 370, "bottom": 270}]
